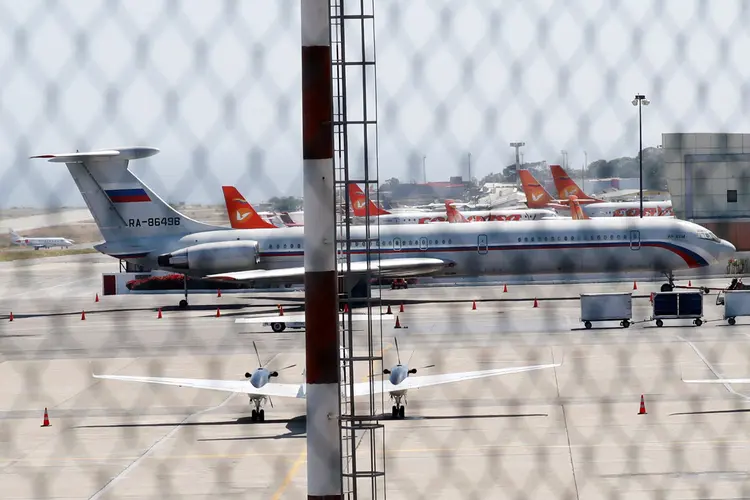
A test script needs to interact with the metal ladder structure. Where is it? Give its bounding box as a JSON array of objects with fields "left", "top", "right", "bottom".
[{"left": 330, "top": 0, "right": 387, "bottom": 498}]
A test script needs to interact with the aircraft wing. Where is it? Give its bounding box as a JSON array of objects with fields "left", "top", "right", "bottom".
[
  {"left": 92, "top": 373, "right": 305, "bottom": 398},
  {"left": 205, "top": 257, "right": 450, "bottom": 282},
  {"left": 683, "top": 378, "right": 750, "bottom": 384},
  {"left": 350, "top": 362, "right": 561, "bottom": 397},
  {"left": 235, "top": 313, "right": 387, "bottom": 324}
]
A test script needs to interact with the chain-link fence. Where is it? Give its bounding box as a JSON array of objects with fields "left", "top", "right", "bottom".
[{"left": 1, "top": 0, "right": 749, "bottom": 498}]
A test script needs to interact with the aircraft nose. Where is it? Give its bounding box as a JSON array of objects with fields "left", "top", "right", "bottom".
[{"left": 720, "top": 239, "right": 736, "bottom": 258}]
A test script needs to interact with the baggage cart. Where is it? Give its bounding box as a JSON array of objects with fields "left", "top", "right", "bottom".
[
  {"left": 580, "top": 292, "right": 633, "bottom": 329},
  {"left": 723, "top": 290, "right": 750, "bottom": 325},
  {"left": 652, "top": 292, "right": 703, "bottom": 327}
]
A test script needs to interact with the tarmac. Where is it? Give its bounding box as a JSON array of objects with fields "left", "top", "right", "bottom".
[{"left": 1, "top": 254, "right": 750, "bottom": 499}]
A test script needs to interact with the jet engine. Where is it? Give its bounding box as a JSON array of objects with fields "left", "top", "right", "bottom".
[{"left": 157, "top": 240, "right": 260, "bottom": 274}]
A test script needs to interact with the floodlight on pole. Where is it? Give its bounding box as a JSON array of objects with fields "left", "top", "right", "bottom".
[
  {"left": 632, "top": 94, "right": 650, "bottom": 217},
  {"left": 510, "top": 142, "right": 525, "bottom": 187}
]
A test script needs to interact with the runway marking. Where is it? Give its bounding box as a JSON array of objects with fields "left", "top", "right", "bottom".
[
  {"left": 552, "top": 347, "right": 580, "bottom": 500},
  {"left": 6, "top": 276, "right": 99, "bottom": 299},
  {"left": 677, "top": 335, "right": 750, "bottom": 400},
  {"left": 88, "top": 391, "right": 238, "bottom": 500},
  {"left": 270, "top": 450, "right": 307, "bottom": 500}
]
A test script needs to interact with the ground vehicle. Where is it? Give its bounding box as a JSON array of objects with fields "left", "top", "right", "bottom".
[
  {"left": 580, "top": 292, "right": 632, "bottom": 329},
  {"left": 391, "top": 278, "right": 408, "bottom": 290}
]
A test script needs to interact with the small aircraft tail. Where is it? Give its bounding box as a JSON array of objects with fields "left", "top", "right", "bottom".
[
  {"left": 568, "top": 196, "right": 590, "bottom": 220},
  {"left": 221, "top": 186, "right": 277, "bottom": 230},
  {"left": 550, "top": 164, "right": 598, "bottom": 201},
  {"left": 518, "top": 170, "right": 558, "bottom": 208},
  {"left": 30, "top": 148, "right": 222, "bottom": 244},
  {"left": 445, "top": 201, "right": 469, "bottom": 223},
  {"left": 279, "top": 212, "right": 301, "bottom": 226},
  {"left": 348, "top": 184, "right": 390, "bottom": 217}
]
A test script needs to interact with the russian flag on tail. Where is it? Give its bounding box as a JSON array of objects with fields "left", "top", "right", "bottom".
[{"left": 105, "top": 188, "right": 151, "bottom": 203}]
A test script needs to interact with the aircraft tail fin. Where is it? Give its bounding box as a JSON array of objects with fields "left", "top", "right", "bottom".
[
  {"left": 221, "top": 186, "right": 277, "bottom": 230},
  {"left": 30, "top": 148, "right": 222, "bottom": 243},
  {"left": 445, "top": 200, "right": 469, "bottom": 223},
  {"left": 518, "top": 170, "right": 557, "bottom": 208},
  {"left": 550, "top": 164, "right": 597, "bottom": 201},
  {"left": 568, "top": 196, "right": 590, "bottom": 220},
  {"left": 348, "top": 184, "right": 390, "bottom": 217}
]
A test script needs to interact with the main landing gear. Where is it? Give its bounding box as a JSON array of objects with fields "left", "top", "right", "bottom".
[
  {"left": 390, "top": 395, "right": 405, "bottom": 419},
  {"left": 179, "top": 275, "right": 189, "bottom": 309},
  {"left": 661, "top": 272, "right": 675, "bottom": 292}
]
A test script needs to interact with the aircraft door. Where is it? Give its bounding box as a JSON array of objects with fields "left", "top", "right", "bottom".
[
  {"left": 629, "top": 230, "right": 641, "bottom": 250},
  {"left": 477, "top": 234, "right": 488, "bottom": 255},
  {"left": 419, "top": 237, "right": 428, "bottom": 251},
  {"left": 393, "top": 238, "right": 402, "bottom": 252}
]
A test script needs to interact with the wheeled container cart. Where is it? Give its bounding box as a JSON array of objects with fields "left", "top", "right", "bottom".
[
  {"left": 580, "top": 292, "right": 633, "bottom": 329},
  {"left": 652, "top": 292, "right": 703, "bottom": 327},
  {"left": 722, "top": 290, "right": 750, "bottom": 325}
]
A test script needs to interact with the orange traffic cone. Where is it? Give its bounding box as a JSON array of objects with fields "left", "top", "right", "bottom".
[
  {"left": 216, "top": 308, "right": 221, "bottom": 318},
  {"left": 399, "top": 304, "right": 404, "bottom": 313},
  {"left": 633, "top": 281, "right": 638, "bottom": 290},
  {"left": 650, "top": 292, "right": 654, "bottom": 304},
  {"left": 81, "top": 310, "right": 86, "bottom": 320},
  {"left": 688, "top": 280, "right": 692, "bottom": 287},
  {"left": 157, "top": 308, "right": 162, "bottom": 319},
  {"left": 278, "top": 305, "right": 284, "bottom": 316},
  {"left": 471, "top": 300, "right": 477, "bottom": 310},
  {"left": 386, "top": 305, "right": 392, "bottom": 315},
  {"left": 533, "top": 298, "right": 538, "bottom": 308},
  {"left": 217, "top": 289, "right": 222, "bottom": 298},
  {"left": 41, "top": 408, "right": 50, "bottom": 427},
  {"left": 503, "top": 284, "right": 508, "bottom": 293},
  {"left": 9, "top": 312, "right": 13, "bottom": 322},
  {"left": 343, "top": 303, "right": 349, "bottom": 313},
  {"left": 638, "top": 395, "right": 647, "bottom": 415},
  {"left": 394, "top": 316, "right": 402, "bottom": 329},
  {"left": 95, "top": 293, "right": 99, "bottom": 303}
]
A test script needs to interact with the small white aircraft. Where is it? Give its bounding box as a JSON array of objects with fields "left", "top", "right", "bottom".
[
  {"left": 92, "top": 339, "right": 561, "bottom": 421},
  {"left": 93, "top": 341, "right": 299, "bottom": 422},
  {"left": 8, "top": 229, "right": 74, "bottom": 250}
]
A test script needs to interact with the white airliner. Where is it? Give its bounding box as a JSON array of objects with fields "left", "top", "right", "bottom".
[
  {"left": 31, "top": 147, "right": 735, "bottom": 308},
  {"left": 93, "top": 339, "right": 561, "bottom": 420},
  {"left": 8, "top": 229, "right": 74, "bottom": 250}
]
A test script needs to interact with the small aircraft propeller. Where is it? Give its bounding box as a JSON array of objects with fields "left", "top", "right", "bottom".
[
  {"left": 269, "top": 364, "right": 297, "bottom": 378},
  {"left": 394, "top": 337, "right": 402, "bottom": 365},
  {"left": 253, "top": 341, "right": 265, "bottom": 368}
]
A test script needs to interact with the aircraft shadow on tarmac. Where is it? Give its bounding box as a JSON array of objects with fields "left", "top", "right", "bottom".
[
  {"left": 372, "top": 412, "right": 548, "bottom": 421},
  {"left": 73, "top": 414, "right": 307, "bottom": 434},
  {"left": 198, "top": 416, "right": 308, "bottom": 442},
  {"left": 670, "top": 408, "right": 750, "bottom": 416}
]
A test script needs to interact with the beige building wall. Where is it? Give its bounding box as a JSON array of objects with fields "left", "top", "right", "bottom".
[{"left": 662, "top": 133, "right": 750, "bottom": 250}]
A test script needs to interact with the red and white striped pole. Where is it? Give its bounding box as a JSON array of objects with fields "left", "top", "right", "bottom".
[{"left": 301, "top": 0, "right": 342, "bottom": 499}]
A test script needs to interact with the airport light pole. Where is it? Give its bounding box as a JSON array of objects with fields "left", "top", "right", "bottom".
[
  {"left": 632, "top": 94, "right": 650, "bottom": 218},
  {"left": 583, "top": 150, "right": 587, "bottom": 190},
  {"left": 560, "top": 150, "right": 568, "bottom": 170},
  {"left": 422, "top": 155, "right": 427, "bottom": 183},
  {"left": 510, "top": 142, "right": 525, "bottom": 187}
]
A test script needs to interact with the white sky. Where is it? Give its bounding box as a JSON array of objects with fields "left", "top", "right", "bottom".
[{"left": 0, "top": 0, "right": 747, "bottom": 207}]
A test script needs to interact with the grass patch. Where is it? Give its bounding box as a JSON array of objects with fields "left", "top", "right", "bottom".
[{"left": 0, "top": 248, "right": 98, "bottom": 262}]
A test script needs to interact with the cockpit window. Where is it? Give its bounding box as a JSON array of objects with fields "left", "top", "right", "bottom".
[{"left": 697, "top": 230, "right": 720, "bottom": 243}]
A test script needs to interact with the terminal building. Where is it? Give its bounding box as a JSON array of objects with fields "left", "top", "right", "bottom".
[{"left": 662, "top": 133, "right": 750, "bottom": 251}]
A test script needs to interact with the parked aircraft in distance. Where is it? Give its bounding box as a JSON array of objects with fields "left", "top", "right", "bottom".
[{"left": 8, "top": 229, "right": 74, "bottom": 250}]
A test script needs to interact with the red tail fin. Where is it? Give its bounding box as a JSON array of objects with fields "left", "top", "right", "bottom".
[
  {"left": 445, "top": 201, "right": 469, "bottom": 223},
  {"left": 568, "top": 195, "right": 590, "bottom": 220},
  {"left": 550, "top": 164, "right": 597, "bottom": 200},
  {"left": 348, "top": 184, "right": 390, "bottom": 217},
  {"left": 222, "top": 186, "right": 277, "bottom": 229},
  {"left": 518, "top": 170, "right": 556, "bottom": 208}
]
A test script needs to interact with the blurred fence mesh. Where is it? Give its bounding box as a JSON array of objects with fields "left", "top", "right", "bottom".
[{"left": 0, "top": 0, "right": 748, "bottom": 499}]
